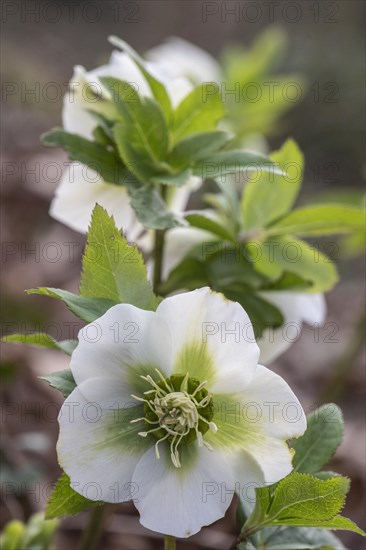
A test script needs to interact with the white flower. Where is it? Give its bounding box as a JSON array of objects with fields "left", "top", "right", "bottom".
[
  {"left": 160, "top": 226, "right": 327, "bottom": 362},
  {"left": 258, "top": 291, "right": 327, "bottom": 363},
  {"left": 58, "top": 288, "right": 306, "bottom": 538},
  {"left": 146, "top": 37, "right": 221, "bottom": 84},
  {"left": 50, "top": 48, "right": 199, "bottom": 239}
]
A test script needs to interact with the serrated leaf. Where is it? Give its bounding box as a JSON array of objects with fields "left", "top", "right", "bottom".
[
  {"left": 249, "top": 474, "right": 350, "bottom": 531},
  {"left": 292, "top": 404, "right": 344, "bottom": 474},
  {"left": 41, "top": 128, "right": 127, "bottom": 185},
  {"left": 45, "top": 474, "right": 100, "bottom": 519},
  {"left": 312, "top": 516, "right": 365, "bottom": 536},
  {"left": 241, "top": 139, "right": 303, "bottom": 232},
  {"left": 40, "top": 370, "right": 76, "bottom": 398},
  {"left": 26, "top": 288, "right": 117, "bottom": 323},
  {"left": 267, "top": 205, "right": 365, "bottom": 237},
  {"left": 3, "top": 333, "right": 76, "bottom": 356},
  {"left": 80, "top": 205, "right": 158, "bottom": 309},
  {"left": 171, "top": 83, "right": 225, "bottom": 144}
]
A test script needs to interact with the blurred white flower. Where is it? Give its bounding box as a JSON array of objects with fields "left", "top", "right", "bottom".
[
  {"left": 58, "top": 287, "right": 305, "bottom": 537},
  {"left": 146, "top": 37, "right": 221, "bottom": 84},
  {"left": 50, "top": 47, "right": 199, "bottom": 239}
]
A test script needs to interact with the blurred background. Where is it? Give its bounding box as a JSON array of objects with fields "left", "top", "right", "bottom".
[{"left": 1, "top": 0, "right": 365, "bottom": 548}]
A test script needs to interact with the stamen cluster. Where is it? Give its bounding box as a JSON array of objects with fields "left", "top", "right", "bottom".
[{"left": 132, "top": 370, "right": 217, "bottom": 467}]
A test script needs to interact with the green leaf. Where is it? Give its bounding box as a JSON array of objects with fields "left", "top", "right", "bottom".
[
  {"left": 185, "top": 212, "right": 236, "bottom": 241},
  {"left": 171, "top": 83, "right": 225, "bottom": 144},
  {"left": 26, "top": 288, "right": 117, "bottom": 323},
  {"left": 312, "top": 516, "right": 365, "bottom": 537},
  {"left": 40, "top": 370, "right": 76, "bottom": 398},
  {"left": 218, "top": 283, "right": 284, "bottom": 337},
  {"left": 195, "top": 149, "right": 282, "bottom": 181},
  {"left": 151, "top": 167, "right": 193, "bottom": 187},
  {"left": 252, "top": 525, "right": 346, "bottom": 549},
  {"left": 110, "top": 92, "right": 170, "bottom": 181},
  {"left": 109, "top": 35, "right": 172, "bottom": 122},
  {"left": 45, "top": 474, "right": 100, "bottom": 519},
  {"left": 102, "top": 75, "right": 170, "bottom": 181},
  {"left": 41, "top": 128, "right": 127, "bottom": 185},
  {"left": 241, "top": 139, "right": 304, "bottom": 231},
  {"left": 3, "top": 332, "right": 76, "bottom": 355},
  {"left": 126, "top": 179, "right": 185, "bottom": 229},
  {"left": 292, "top": 404, "right": 344, "bottom": 474},
  {"left": 250, "top": 474, "right": 350, "bottom": 529},
  {"left": 260, "top": 271, "right": 312, "bottom": 291},
  {"left": 80, "top": 205, "right": 158, "bottom": 309},
  {"left": 248, "top": 236, "right": 339, "bottom": 293},
  {"left": 169, "top": 131, "right": 233, "bottom": 169},
  {"left": 159, "top": 257, "right": 210, "bottom": 295},
  {"left": 267, "top": 204, "right": 365, "bottom": 237}
]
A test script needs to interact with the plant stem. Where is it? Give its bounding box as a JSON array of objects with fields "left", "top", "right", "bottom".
[
  {"left": 153, "top": 185, "right": 167, "bottom": 294},
  {"left": 164, "top": 534, "right": 176, "bottom": 550},
  {"left": 153, "top": 227, "right": 166, "bottom": 294},
  {"left": 79, "top": 505, "right": 108, "bottom": 550}
]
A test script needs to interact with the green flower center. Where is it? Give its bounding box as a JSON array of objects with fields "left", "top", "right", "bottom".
[{"left": 131, "top": 370, "right": 217, "bottom": 468}]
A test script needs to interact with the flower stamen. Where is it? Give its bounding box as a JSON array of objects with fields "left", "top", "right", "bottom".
[{"left": 131, "top": 373, "right": 216, "bottom": 468}]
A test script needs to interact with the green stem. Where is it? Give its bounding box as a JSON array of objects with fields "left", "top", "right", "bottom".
[
  {"left": 153, "top": 227, "right": 166, "bottom": 294},
  {"left": 79, "top": 505, "right": 108, "bottom": 550},
  {"left": 164, "top": 534, "right": 176, "bottom": 550},
  {"left": 153, "top": 185, "right": 167, "bottom": 294}
]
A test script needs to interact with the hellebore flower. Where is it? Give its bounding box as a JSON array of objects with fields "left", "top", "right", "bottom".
[
  {"left": 57, "top": 288, "right": 306, "bottom": 537},
  {"left": 50, "top": 48, "right": 200, "bottom": 238}
]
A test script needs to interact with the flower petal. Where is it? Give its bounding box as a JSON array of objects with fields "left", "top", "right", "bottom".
[
  {"left": 258, "top": 291, "right": 326, "bottom": 363},
  {"left": 57, "top": 385, "right": 148, "bottom": 502},
  {"left": 156, "top": 288, "right": 259, "bottom": 393},
  {"left": 132, "top": 444, "right": 235, "bottom": 537},
  {"left": 49, "top": 163, "right": 144, "bottom": 241},
  {"left": 70, "top": 303, "right": 173, "bottom": 402},
  {"left": 209, "top": 365, "right": 306, "bottom": 484},
  {"left": 146, "top": 37, "right": 222, "bottom": 84}
]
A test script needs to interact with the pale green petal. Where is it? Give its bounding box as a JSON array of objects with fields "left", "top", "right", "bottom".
[
  {"left": 156, "top": 287, "right": 259, "bottom": 392},
  {"left": 57, "top": 385, "right": 149, "bottom": 502},
  {"left": 207, "top": 365, "right": 306, "bottom": 483}
]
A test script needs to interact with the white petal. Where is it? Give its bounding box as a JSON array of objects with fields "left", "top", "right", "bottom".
[
  {"left": 232, "top": 450, "right": 265, "bottom": 514},
  {"left": 57, "top": 385, "right": 147, "bottom": 502},
  {"left": 210, "top": 365, "right": 306, "bottom": 484},
  {"left": 62, "top": 55, "right": 152, "bottom": 139},
  {"left": 238, "top": 365, "right": 306, "bottom": 439},
  {"left": 162, "top": 226, "right": 214, "bottom": 281},
  {"left": 49, "top": 163, "right": 143, "bottom": 242},
  {"left": 296, "top": 293, "right": 327, "bottom": 325},
  {"left": 146, "top": 37, "right": 222, "bottom": 84},
  {"left": 156, "top": 288, "right": 259, "bottom": 393},
  {"left": 258, "top": 291, "right": 327, "bottom": 363},
  {"left": 70, "top": 304, "right": 173, "bottom": 402},
  {"left": 132, "top": 444, "right": 235, "bottom": 537}
]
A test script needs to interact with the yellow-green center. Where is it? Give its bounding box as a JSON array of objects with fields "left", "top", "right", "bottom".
[{"left": 131, "top": 371, "right": 217, "bottom": 468}]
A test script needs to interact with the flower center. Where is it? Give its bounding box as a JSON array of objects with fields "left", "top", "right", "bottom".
[{"left": 131, "top": 370, "right": 217, "bottom": 468}]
